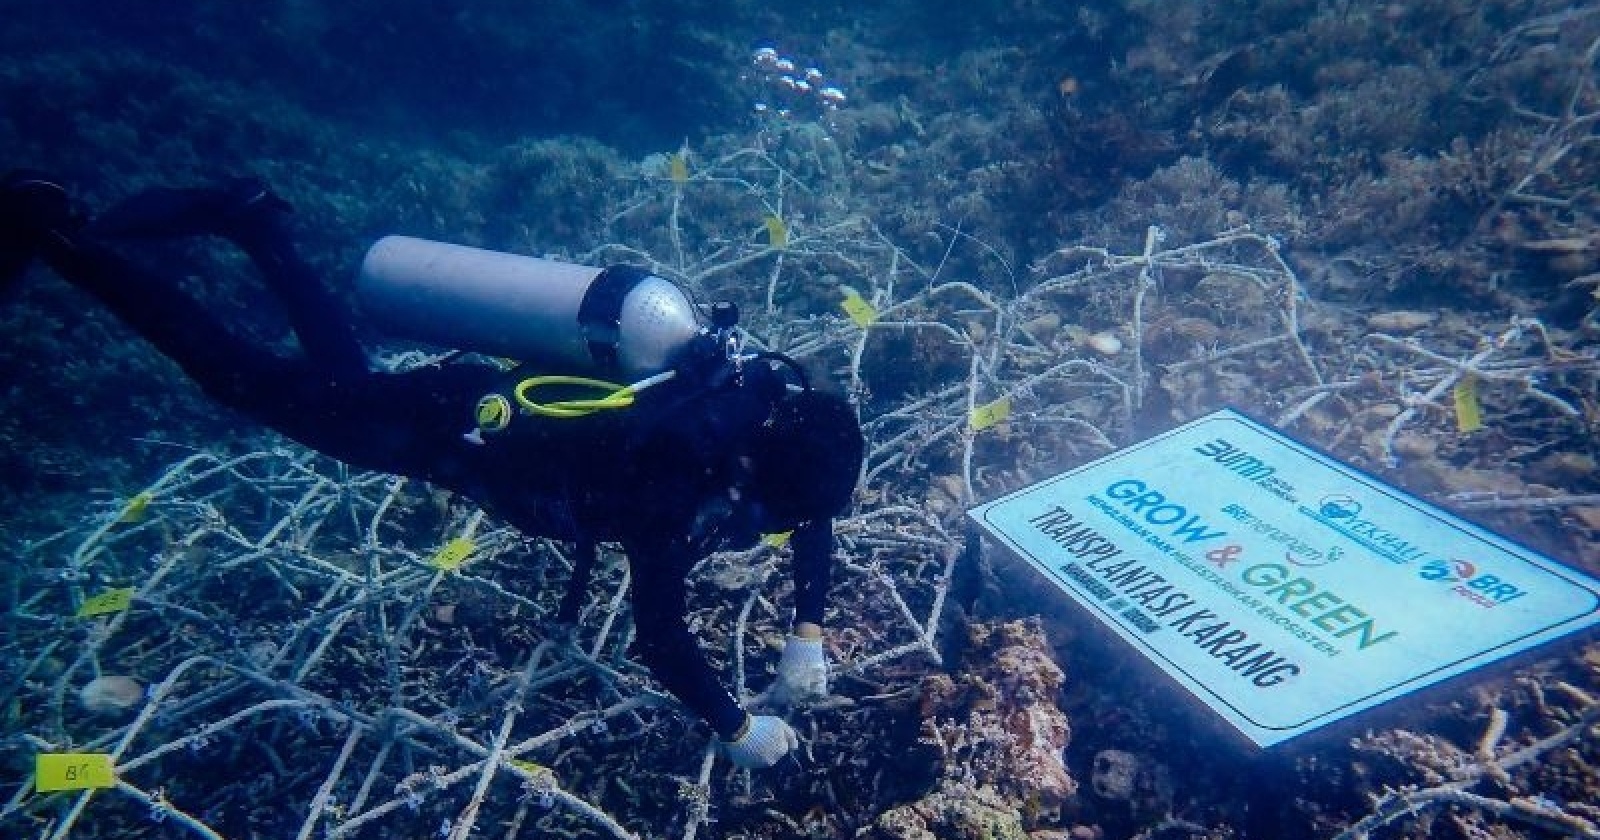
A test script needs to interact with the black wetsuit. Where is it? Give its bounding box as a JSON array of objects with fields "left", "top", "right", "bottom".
[{"left": 28, "top": 208, "right": 830, "bottom": 740}]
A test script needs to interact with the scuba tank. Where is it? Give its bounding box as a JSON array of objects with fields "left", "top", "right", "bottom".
[
  {"left": 356, "top": 235, "right": 708, "bottom": 380},
  {"left": 356, "top": 236, "right": 752, "bottom": 439}
]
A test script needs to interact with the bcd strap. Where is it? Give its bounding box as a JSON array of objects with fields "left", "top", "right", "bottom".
[{"left": 577, "top": 265, "right": 650, "bottom": 371}]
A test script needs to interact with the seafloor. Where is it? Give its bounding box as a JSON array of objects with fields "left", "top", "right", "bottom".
[{"left": 2, "top": 1, "right": 1598, "bottom": 839}]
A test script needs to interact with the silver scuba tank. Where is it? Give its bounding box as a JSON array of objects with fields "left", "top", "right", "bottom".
[{"left": 356, "top": 235, "right": 702, "bottom": 379}]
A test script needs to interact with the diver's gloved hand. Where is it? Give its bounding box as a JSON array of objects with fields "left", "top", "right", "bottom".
[
  {"left": 767, "top": 634, "right": 829, "bottom": 706},
  {"left": 722, "top": 714, "right": 800, "bottom": 769}
]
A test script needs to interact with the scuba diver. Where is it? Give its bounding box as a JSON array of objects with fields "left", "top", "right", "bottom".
[{"left": 0, "top": 171, "right": 865, "bottom": 770}]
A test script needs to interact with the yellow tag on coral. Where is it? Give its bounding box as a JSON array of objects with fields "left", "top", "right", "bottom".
[
  {"left": 510, "top": 759, "right": 553, "bottom": 778},
  {"left": 430, "top": 537, "right": 476, "bottom": 572},
  {"left": 77, "top": 587, "right": 135, "bottom": 618},
  {"left": 668, "top": 152, "right": 689, "bottom": 184},
  {"left": 119, "top": 492, "right": 152, "bottom": 524},
  {"left": 763, "top": 215, "right": 788, "bottom": 249},
  {"left": 840, "top": 291, "right": 877, "bottom": 328},
  {"left": 36, "top": 753, "right": 115, "bottom": 792},
  {"left": 1453, "top": 376, "right": 1483, "bottom": 433},
  {"left": 970, "top": 397, "right": 1013, "bottom": 431},
  {"left": 762, "top": 531, "right": 793, "bottom": 548}
]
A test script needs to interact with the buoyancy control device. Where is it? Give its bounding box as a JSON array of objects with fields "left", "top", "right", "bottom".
[{"left": 356, "top": 235, "right": 727, "bottom": 380}]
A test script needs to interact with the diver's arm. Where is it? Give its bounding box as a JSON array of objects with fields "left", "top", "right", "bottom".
[
  {"left": 557, "top": 538, "right": 598, "bottom": 626},
  {"left": 790, "top": 518, "right": 834, "bottom": 632},
  {"left": 624, "top": 538, "right": 747, "bottom": 739},
  {"left": 764, "top": 519, "right": 834, "bottom": 706}
]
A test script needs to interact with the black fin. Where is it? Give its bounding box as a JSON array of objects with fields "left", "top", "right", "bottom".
[{"left": 0, "top": 170, "right": 73, "bottom": 294}]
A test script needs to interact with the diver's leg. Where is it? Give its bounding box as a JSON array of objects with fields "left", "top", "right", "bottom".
[
  {"left": 5, "top": 173, "right": 341, "bottom": 414},
  {"left": 6, "top": 175, "right": 498, "bottom": 489},
  {"left": 32, "top": 227, "right": 311, "bottom": 414},
  {"left": 5, "top": 172, "right": 274, "bottom": 393},
  {"left": 88, "top": 178, "right": 369, "bottom": 377},
  {"left": 30, "top": 226, "right": 497, "bottom": 480},
  {"left": 225, "top": 197, "right": 370, "bottom": 378}
]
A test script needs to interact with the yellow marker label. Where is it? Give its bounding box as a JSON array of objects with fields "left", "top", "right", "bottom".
[
  {"left": 763, "top": 215, "right": 788, "bottom": 249},
  {"left": 36, "top": 753, "right": 115, "bottom": 792},
  {"left": 762, "top": 531, "right": 793, "bottom": 548},
  {"left": 430, "top": 537, "right": 476, "bottom": 572},
  {"left": 77, "top": 587, "right": 135, "bottom": 618},
  {"left": 840, "top": 291, "right": 877, "bottom": 328},
  {"left": 119, "top": 492, "right": 153, "bottom": 524},
  {"left": 970, "top": 396, "right": 1013, "bottom": 431},
  {"left": 668, "top": 153, "right": 689, "bottom": 184},
  {"left": 1454, "top": 376, "right": 1483, "bottom": 433},
  {"left": 510, "top": 759, "right": 553, "bottom": 778}
]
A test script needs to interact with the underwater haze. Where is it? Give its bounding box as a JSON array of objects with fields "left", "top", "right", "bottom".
[{"left": 3, "top": 1, "right": 1599, "bottom": 839}]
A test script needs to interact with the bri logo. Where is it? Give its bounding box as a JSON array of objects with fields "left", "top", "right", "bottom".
[
  {"left": 1420, "top": 558, "right": 1529, "bottom": 608},
  {"left": 1418, "top": 558, "right": 1475, "bottom": 583}
]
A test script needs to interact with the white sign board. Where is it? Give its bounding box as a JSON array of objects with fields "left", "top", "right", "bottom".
[{"left": 968, "top": 408, "right": 1600, "bottom": 747}]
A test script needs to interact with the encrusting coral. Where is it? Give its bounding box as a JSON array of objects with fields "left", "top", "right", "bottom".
[{"left": 873, "top": 619, "right": 1075, "bottom": 838}]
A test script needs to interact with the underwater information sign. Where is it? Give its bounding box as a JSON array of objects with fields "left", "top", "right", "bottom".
[{"left": 968, "top": 407, "right": 1600, "bottom": 747}]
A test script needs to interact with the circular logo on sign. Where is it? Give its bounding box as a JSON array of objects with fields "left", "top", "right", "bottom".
[
  {"left": 475, "top": 394, "right": 513, "bottom": 433},
  {"left": 1318, "top": 495, "right": 1361, "bottom": 521}
]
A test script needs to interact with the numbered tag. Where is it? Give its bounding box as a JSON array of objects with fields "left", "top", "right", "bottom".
[
  {"left": 970, "top": 396, "right": 1013, "bottom": 431},
  {"left": 1453, "top": 375, "right": 1483, "bottom": 433},
  {"left": 429, "top": 537, "right": 476, "bottom": 572},
  {"left": 77, "top": 587, "right": 135, "bottom": 618},
  {"left": 763, "top": 215, "right": 788, "bottom": 249},
  {"left": 118, "top": 491, "right": 153, "bottom": 524},
  {"left": 840, "top": 291, "right": 878, "bottom": 328},
  {"left": 36, "top": 753, "right": 115, "bottom": 792},
  {"left": 762, "top": 531, "right": 793, "bottom": 548}
]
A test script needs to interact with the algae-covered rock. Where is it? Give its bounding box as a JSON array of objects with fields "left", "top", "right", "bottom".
[{"left": 873, "top": 782, "right": 1030, "bottom": 840}]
